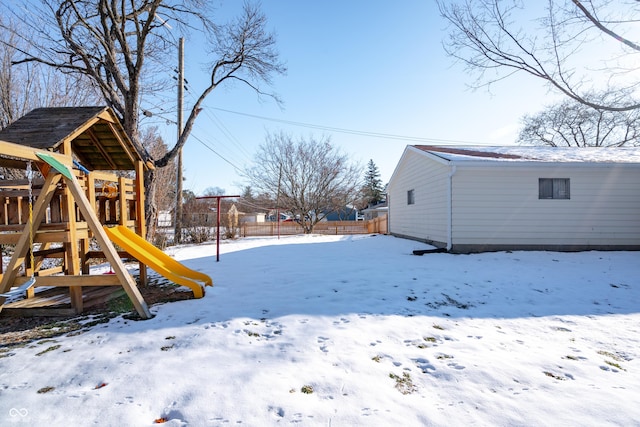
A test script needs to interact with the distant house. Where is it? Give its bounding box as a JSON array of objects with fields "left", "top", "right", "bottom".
[
  {"left": 157, "top": 210, "right": 172, "bottom": 227},
  {"left": 362, "top": 201, "right": 387, "bottom": 221},
  {"left": 324, "top": 204, "right": 361, "bottom": 221},
  {"left": 241, "top": 212, "right": 266, "bottom": 223},
  {"left": 388, "top": 145, "right": 640, "bottom": 253}
]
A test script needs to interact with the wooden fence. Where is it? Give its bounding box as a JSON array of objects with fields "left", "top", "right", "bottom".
[
  {"left": 240, "top": 214, "right": 387, "bottom": 237},
  {"left": 367, "top": 214, "right": 388, "bottom": 234}
]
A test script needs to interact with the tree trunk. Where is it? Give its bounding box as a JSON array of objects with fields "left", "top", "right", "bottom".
[{"left": 144, "top": 168, "right": 158, "bottom": 241}]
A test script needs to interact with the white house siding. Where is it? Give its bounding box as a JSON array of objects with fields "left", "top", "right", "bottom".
[
  {"left": 450, "top": 162, "right": 640, "bottom": 251},
  {"left": 388, "top": 149, "right": 450, "bottom": 245}
]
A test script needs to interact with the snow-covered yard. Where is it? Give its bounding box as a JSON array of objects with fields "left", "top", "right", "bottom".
[{"left": 1, "top": 234, "right": 639, "bottom": 426}]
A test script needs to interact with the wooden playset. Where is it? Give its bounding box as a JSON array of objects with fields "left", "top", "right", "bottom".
[{"left": 0, "top": 107, "right": 204, "bottom": 319}]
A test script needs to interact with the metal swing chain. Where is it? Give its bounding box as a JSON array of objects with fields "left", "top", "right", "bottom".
[{"left": 26, "top": 160, "right": 35, "bottom": 280}]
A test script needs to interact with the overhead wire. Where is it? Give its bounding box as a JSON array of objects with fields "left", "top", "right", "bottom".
[
  {"left": 139, "top": 69, "right": 249, "bottom": 172},
  {"left": 184, "top": 91, "right": 254, "bottom": 164},
  {"left": 189, "top": 132, "right": 244, "bottom": 173},
  {"left": 208, "top": 110, "right": 254, "bottom": 160},
  {"left": 172, "top": 99, "right": 488, "bottom": 181},
  {"left": 209, "top": 107, "right": 488, "bottom": 145},
  {"left": 146, "top": 67, "right": 493, "bottom": 192}
]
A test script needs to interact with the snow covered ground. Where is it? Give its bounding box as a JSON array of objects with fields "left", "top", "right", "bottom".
[{"left": 1, "top": 234, "right": 639, "bottom": 426}]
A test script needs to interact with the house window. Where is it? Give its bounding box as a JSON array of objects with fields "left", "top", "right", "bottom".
[
  {"left": 539, "top": 178, "right": 570, "bottom": 199},
  {"left": 407, "top": 189, "right": 415, "bottom": 205}
]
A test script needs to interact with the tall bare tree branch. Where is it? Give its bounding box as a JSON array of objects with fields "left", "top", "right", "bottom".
[
  {"left": 518, "top": 93, "right": 640, "bottom": 147},
  {"left": 155, "top": 3, "right": 285, "bottom": 167},
  {"left": 437, "top": 0, "right": 640, "bottom": 112},
  {"left": 2, "top": 0, "right": 285, "bottom": 235}
]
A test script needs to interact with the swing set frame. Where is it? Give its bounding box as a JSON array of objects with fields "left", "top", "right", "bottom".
[{"left": 0, "top": 107, "right": 152, "bottom": 319}]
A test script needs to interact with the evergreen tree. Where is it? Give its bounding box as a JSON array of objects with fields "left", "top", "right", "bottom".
[{"left": 362, "top": 159, "right": 384, "bottom": 206}]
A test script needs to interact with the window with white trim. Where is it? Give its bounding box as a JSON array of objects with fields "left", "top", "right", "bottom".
[
  {"left": 407, "top": 189, "right": 415, "bottom": 205},
  {"left": 539, "top": 178, "right": 570, "bottom": 199}
]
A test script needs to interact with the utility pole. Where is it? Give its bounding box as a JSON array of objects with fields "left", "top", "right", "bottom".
[
  {"left": 276, "top": 163, "right": 282, "bottom": 239},
  {"left": 174, "top": 37, "right": 184, "bottom": 244}
]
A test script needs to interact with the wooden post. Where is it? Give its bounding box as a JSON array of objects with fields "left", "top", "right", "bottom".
[
  {"left": 62, "top": 182, "right": 83, "bottom": 312},
  {"left": 135, "top": 160, "right": 147, "bottom": 286},
  {"left": 118, "top": 175, "right": 127, "bottom": 225},
  {"left": 98, "top": 197, "right": 107, "bottom": 224},
  {"left": 58, "top": 144, "right": 83, "bottom": 312},
  {"left": 82, "top": 173, "right": 97, "bottom": 275}
]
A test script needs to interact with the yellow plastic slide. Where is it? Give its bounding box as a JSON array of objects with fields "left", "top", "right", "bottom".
[{"left": 103, "top": 225, "right": 212, "bottom": 298}]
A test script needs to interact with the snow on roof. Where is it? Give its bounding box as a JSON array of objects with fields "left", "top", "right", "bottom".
[{"left": 413, "top": 145, "right": 640, "bottom": 163}]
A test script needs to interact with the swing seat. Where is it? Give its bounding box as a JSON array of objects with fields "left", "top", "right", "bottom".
[
  {"left": 0, "top": 159, "right": 38, "bottom": 301},
  {"left": 0, "top": 277, "right": 36, "bottom": 298}
]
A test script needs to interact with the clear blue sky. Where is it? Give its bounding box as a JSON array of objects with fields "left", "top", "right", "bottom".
[{"left": 144, "top": 1, "right": 558, "bottom": 196}]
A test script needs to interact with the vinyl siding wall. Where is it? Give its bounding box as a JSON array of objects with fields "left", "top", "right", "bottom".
[
  {"left": 451, "top": 163, "right": 640, "bottom": 250},
  {"left": 388, "top": 150, "right": 449, "bottom": 245}
]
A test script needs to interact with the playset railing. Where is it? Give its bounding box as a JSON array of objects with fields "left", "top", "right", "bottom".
[{"left": 0, "top": 170, "right": 139, "bottom": 241}]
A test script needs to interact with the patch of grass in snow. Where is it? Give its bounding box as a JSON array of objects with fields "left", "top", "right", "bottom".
[
  {"left": 37, "top": 386, "right": 55, "bottom": 394},
  {"left": 372, "top": 355, "right": 382, "bottom": 363},
  {"left": 597, "top": 350, "right": 628, "bottom": 371},
  {"left": 31, "top": 321, "right": 84, "bottom": 340},
  {"left": 0, "top": 347, "right": 17, "bottom": 358},
  {"left": 597, "top": 350, "right": 621, "bottom": 361},
  {"left": 604, "top": 360, "right": 626, "bottom": 371},
  {"left": 301, "top": 385, "right": 314, "bottom": 394},
  {"left": 160, "top": 344, "right": 174, "bottom": 351},
  {"left": 77, "top": 314, "right": 119, "bottom": 329},
  {"left": 543, "top": 371, "right": 566, "bottom": 381},
  {"left": 417, "top": 336, "right": 437, "bottom": 349},
  {"left": 35, "top": 344, "right": 61, "bottom": 356},
  {"left": 436, "top": 354, "right": 453, "bottom": 360},
  {"left": 106, "top": 290, "right": 134, "bottom": 313},
  {"left": 432, "top": 324, "right": 445, "bottom": 330},
  {"left": 426, "top": 294, "right": 472, "bottom": 311},
  {"left": 389, "top": 372, "right": 417, "bottom": 395}
]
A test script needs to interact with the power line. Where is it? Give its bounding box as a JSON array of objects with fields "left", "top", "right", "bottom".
[
  {"left": 184, "top": 91, "right": 254, "bottom": 163},
  {"left": 209, "top": 110, "right": 254, "bottom": 160},
  {"left": 209, "top": 107, "right": 488, "bottom": 145},
  {"left": 190, "top": 133, "right": 244, "bottom": 173}
]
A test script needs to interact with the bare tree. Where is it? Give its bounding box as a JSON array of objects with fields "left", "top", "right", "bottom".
[
  {"left": 203, "top": 187, "right": 226, "bottom": 197},
  {"left": 437, "top": 0, "right": 640, "bottom": 112},
  {"left": 140, "top": 126, "right": 177, "bottom": 244},
  {"left": 519, "top": 96, "right": 640, "bottom": 147},
  {"left": 237, "top": 185, "right": 275, "bottom": 214},
  {"left": 2, "top": 1, "right": 285, "bottom": 236},
  {"left": 244, "top": 132, "right": 363, "bottom": 234},
  {"left": 0, "top": 16, "right": 99, "bottom": 129},
  {"left": 1, "top": 16, "right": 99, "bottom": 181}
]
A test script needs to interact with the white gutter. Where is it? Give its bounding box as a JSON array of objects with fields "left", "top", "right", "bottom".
[{"left": 447, "top": 165, "right": 457, "bottom": 251}]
